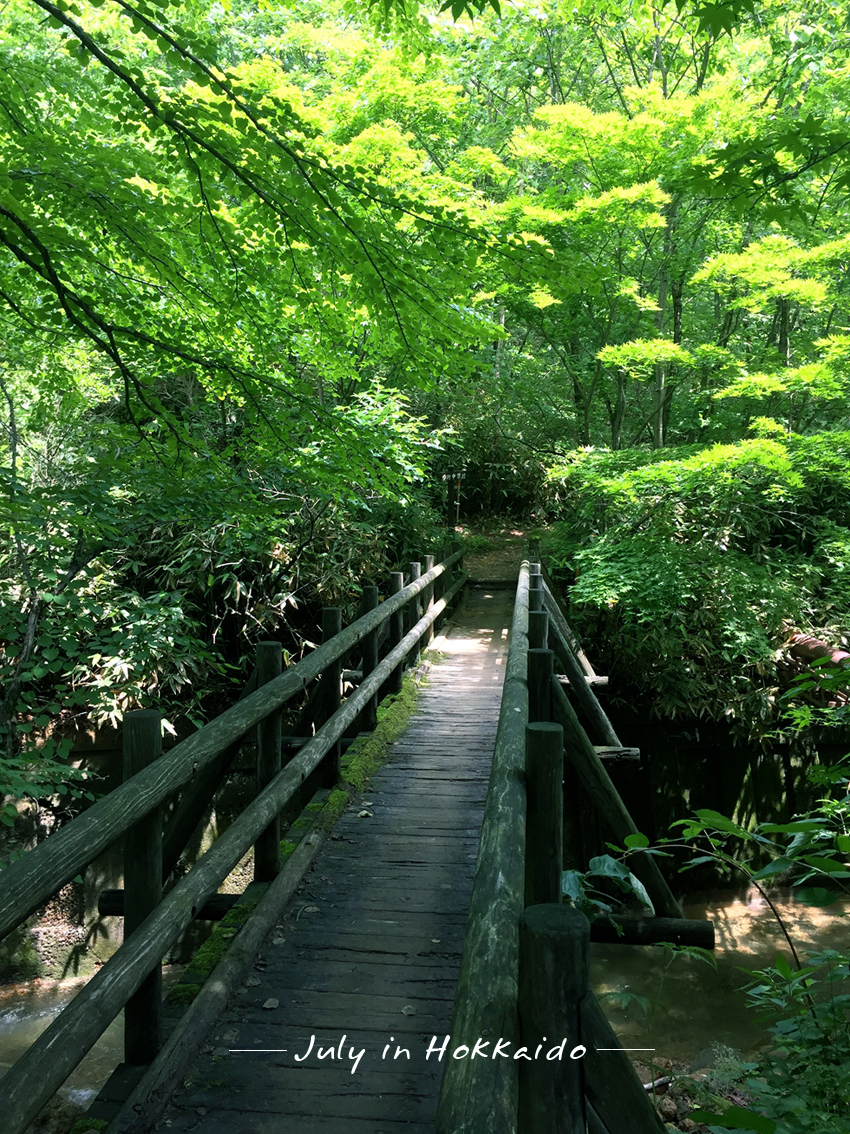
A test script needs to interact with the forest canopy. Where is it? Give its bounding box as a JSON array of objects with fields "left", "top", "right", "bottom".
[{"left": 1, "top": 0, "right": 849, "bottom": 801}]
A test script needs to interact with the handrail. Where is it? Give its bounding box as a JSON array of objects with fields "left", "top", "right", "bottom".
[
  {"left": 0, "top": 549, "right": 463, "bottom": 941},
  {"left": 0, "top": 567, "right": 468, "bottom": 1134},
  {"left": 435, "top": 558, "right": 530, "bottom": 1134}
]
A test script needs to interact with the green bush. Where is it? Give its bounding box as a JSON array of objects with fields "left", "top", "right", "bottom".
[{"left": 544, "top": 435, "right": 850, "bottom": 739}]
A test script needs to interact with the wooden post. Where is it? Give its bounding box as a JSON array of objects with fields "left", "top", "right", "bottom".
[
  {"left": 161, "top": 668, "right": 258, "bottom": 879},
  {"left": 359, "top": 585, "right": 379, "bottom": 727},
  {"left": 407, "top": 562, "right": 422, "bottom": 668},
  {"left": 529, "top": 571, "right": 543, "bottom": 613},
  {"left": 123, "top": 709, "right": 163, "bottom": 1066},
  {"left": 254, "top": 642, "right": 282, "bottom": 882},
  {"left": 529, "top": 537, "right": 540, "bottom": 558},
  {"left": 387, "top": 572, "right": 404, "bottom": 694},
  {"left": 528, "top": 647, "right": 553, "bottom": 724},
  {"left": 525, "top": 723, "right": 563, "bottom": 907},
  {"left": 518, "top": 905, "right": 588, "bottom": 1134},
  {"left": 437, "top": 545, "right": 451, "bottom": 631},
  {"left": 423, "top": 554, "right": 435, "bottom": 646},
  {"left": 451, "top": 538, "right": 462, "bottom": 581},
  {"left": 318, "top": 607, "right": 343, "bottom": 787},
  {"left": 528, "top": 609, "right": 549, "bottom": 651}
]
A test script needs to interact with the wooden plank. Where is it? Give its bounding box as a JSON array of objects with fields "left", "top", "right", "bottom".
[
  {"left": 162, "top": 1113, "right": 432, "bottom": 1134},
  {"left": 140, "top": 583, "right": 509, "bottom": 1134}
]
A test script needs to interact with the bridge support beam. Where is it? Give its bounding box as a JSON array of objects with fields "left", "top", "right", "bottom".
[
  {"left": 359, "top": 585, "right": 379, "bottom": 732},
  {"left": 407, "top": 562, "right": 422, "bottom": 667},
  {"left": 423, "top": 554, "right": 435, "bottom": 646}
]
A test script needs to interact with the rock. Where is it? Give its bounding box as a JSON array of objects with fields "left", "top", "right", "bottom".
[{"left": 657, "top": 1096, "right": 678, "bottom": 1122}]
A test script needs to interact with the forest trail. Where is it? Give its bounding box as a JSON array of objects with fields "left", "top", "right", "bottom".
[
  {"left": 155, "top": 586, "right": 513, "bottom": 1134},
  {"left": 462, "top": 525, "right": 527, "bottom": 581}
]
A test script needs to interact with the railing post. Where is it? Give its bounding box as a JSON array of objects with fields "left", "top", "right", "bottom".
[
  {"left": 451, "top": 536, "right": 462, "bottom": 571},
  {"left": 407, "top": 561, "right": 422, "bottom": 668},
  {"left": 360, "top": 584, "right": 379, "bottom": 728},
  {"left": 123, "top": 709, "right": 163, "bottom": 1066},
  {"left": 387, "top": 571, "right": 405, "bottom": 695},
  {"left": 254, "top": 641, "right": 282, "bottom": 882},
  {"left": 434, "top": 549, "right": 445, "bottom": 631},
  {"left": 528, "top": 647, "right": 553, "bottom": 723},
  {"left": 436, "top": 545, "right": 451, "bottom": 631},
  {"left": 518, "top": 905, "right": 588, "bottom": 1134},
  {"left": 528, "top": 609, "right": 549, "bottom": 651},
  {"left": 525, "top": 723, "right": 564, "bottom": 907},
  {"left": 529, "top": 537, "right": 540, "bottom": 558},
  {"left": 444, "top": 545, "right": 454, "bottom": 591},
  {"left": 529, "top": 569, "right": 543, "bottom": 613},
  {"left": 318, "top": 607, "right": 343, "bottom": 787},
  {"left": 423, "top": 554, "right": 435, "bottom": 646}
]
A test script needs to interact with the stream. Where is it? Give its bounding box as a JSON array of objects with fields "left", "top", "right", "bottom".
[
  {"left": 0, "top": 966, "right": 184, "bottom": 1109},
  {"left": 592, "top": 886, "right": 850, "bottom": 1064}
]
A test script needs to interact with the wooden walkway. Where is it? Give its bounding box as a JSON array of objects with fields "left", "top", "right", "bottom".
[{"left": 156, "top": 586, "right": 513, "bottom": 1134}]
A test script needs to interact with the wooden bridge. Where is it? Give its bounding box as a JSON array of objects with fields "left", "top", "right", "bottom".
[{"left": 0, "top": 543, "right": 714, "bottom": 1133}]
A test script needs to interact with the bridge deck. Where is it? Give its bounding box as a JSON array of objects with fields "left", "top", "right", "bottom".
[{"left": 157, "top": 586, "right": 512, "bottom": 1134}]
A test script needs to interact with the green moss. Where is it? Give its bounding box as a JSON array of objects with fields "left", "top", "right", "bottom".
[
  {"left": 279, "top": 838, "right": 298, "bottom": 858},
  {"left": 69, "top": 1119, "right": 108, "bottom": 1134},
  {"left": 0, "top": 923, "right": 41, "bottom": 982},
  {"left": 316, "top": 787, "right": 350, "bottom": 834},
  {"left": 167, "top": 982, "right": 201, "bottom": 1006},
  {"left": 220, "top": 900, "right": 256, "bottom": 928},
  {"left": 343, "top": 666, "right": 424, "bottom": 791},
  {"left": 314, "top": 663, "right": 428, "bottom": 831}
]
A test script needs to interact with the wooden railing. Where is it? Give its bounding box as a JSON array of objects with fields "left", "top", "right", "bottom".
[
  {"left": 436, "top": 546, "right": 712, "bottom": 1134},
  {"left": 0, "top": 546, "right": 465, "bottom": 1134}
]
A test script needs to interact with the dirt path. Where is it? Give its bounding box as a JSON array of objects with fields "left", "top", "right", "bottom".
[{"left": 461, "top": 524, "right": 527, "bottom": 582}]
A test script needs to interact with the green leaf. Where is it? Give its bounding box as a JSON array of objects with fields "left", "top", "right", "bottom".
[
  {"left": 624, "top": 832, "right": 650, "bottom": 849},
  {"left": 794, "top": 886, "right": 842, "bottom": 907},
  {"left": 689, "top": 1105, "right": 775, "bottom": 1133},
  {"left": 750, "top": 856, "right": 795, "bottom": 881}
]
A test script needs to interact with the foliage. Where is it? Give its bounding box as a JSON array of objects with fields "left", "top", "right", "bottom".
[
  {"left": 545, "top": 435, "right": 850, "bottom": 738},
  {"left": 4, "top": 0, "right": 850, "bottom": 807}
]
